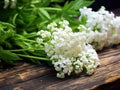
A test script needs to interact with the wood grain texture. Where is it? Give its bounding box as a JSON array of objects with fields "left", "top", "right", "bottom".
[{"left": 0, "top": 44, "right": 120, "bottom": 90}]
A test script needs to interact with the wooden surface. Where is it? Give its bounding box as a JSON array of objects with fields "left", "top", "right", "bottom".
[{"left": 0, "top": 44, "right": 120, "bottom": 90}]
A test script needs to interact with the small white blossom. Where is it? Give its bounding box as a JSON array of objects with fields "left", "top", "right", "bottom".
[
  {"left": 59, "top": 20, "right": 69, "bottom": 28},
  {"left": 36, "top": 38, "right": 43, "bottom": 44},
  {"left": 47, "top": 22, "right": 57, "bottom": 30},
  {"left": 4, "top": 0, "right": 10, "bottom": 9},
  {"left": 10, "top": 0, "right": 17, "bottom": 8},
  {"left": 4, "top": 0, "right": 17, "bottom": 9},
  {"left": 57, "top": 72, "right": 65, "bottom": 78}
]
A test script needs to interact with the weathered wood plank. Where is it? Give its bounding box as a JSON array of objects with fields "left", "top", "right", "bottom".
[
  {"left": 0, "top": 44, "right": 120, "bottom": 90},
  {"left": 1, "top": 62, "right": 119, "bottom": 90},
  {"left": 0, "top": 65, "right": 53, "bottom": 88}
]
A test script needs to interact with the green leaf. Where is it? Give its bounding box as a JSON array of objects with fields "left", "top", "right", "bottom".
[
  {"left": 31, "top": 0, "right": 51, "bottom": 7},
  {"left": 39, "top": 8, "right": 51, "bottom": 20},
  {"left": 64, "top": 0, "right": 94, "bottom": 10},
  {"left": 62, "top": 0, "right": 94, "bottom": 18},
  {"left": 79, "top": 15, "right": 87, "bottom": 25},
  {"left": 70, "top": 0, "right": 95, "bottom": 10},
  {"left": 0, "top": 21, "right": 15, "bottom": 45},
  {"left": 0, "top": 49, "right": 21, "bottom": 64}
]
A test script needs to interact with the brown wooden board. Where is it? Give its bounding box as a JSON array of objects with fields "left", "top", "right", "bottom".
[{"left": 0, "top": 44, "right": 120, "bottom": 90}]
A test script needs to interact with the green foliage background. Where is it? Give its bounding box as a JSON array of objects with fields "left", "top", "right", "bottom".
[{"left": 0, "top": 0, "right": 94, "bottom": 69}]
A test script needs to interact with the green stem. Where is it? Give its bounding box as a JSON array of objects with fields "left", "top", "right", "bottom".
[
  {"left": 24, "top": 39, "right": 36, "bottom": 43},
  {"left": 17, "top": 54, "right": 50, "bottom": 61},
  {"left": 12, "top": 13, "right": 18, "bottom": 25},
  {"left": 16, "top": 34, "right": 36, "bottom": 42},
  {"left": 43, "top": 7, "right": 62, "bottom": 11},
  {"left": 8, "top": 48, "right": 44, "bottom": 52},
  {"left": 24, "top": 7, "right": 62, "bottom": 11}
]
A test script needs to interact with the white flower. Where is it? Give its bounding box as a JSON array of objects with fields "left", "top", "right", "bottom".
[
  {"left": 42, "top": 20, "right": 100, "bottom": 78},
  {"left": 47, "top": 22, "right": 57, "bottom": 30},
  {"left": 79, "top": 6, "right": 120, "bottom": 50},
  {"left": 59, "top": 20, "right": 69, "bottom": 28},
  {"left": 4, "top": 0, "right": 10, "bottom": 9},
  {"left": 44, "top": 43, "right": 54, "bottom": 57},
  {"left": 36, "top": 38, "right": 43, "bottom": 44},
  {"left": 57, "top": 72, "right": 65, "bottom": 78},
  {"left": 36, "top": 20, "right": 100, "bottom": 78},
  {"left": 10, "top": 0, "right": 17, "bottom": 8},
  {"left": 4, "top": 0, "right": 17, "bottom": 9},
  {"left": 37, "top": 30, "right": 51, "bottom": 39},
  {"left": 85, "top": 64, "right": 95, "bottom": 75}
]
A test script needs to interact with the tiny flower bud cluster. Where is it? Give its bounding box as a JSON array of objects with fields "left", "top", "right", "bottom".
[
  {"left": 36, "top": 30, "right": 51, "bottom": 44},
  {"left": 79, "top": 6, "right": 120, "bottom": 50},
  {"left": 36, "top": 20, "right": 100, "bottom": 78}
]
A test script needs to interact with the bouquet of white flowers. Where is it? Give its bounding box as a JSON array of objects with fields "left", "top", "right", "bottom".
[
  {"left": 36, "top": 20, "right": 100, "bottom": 78},
  {"left": 79, "top": 6, "right": 120, "bottom": 50}
]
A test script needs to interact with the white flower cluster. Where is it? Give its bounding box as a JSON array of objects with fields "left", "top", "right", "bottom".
[
  {"left": 79, "top": 6, "right": 120, "bottom": 50},
  {"left": 36, "top": 30, "right": 51, "bottom": 44},
  {"left": 4, "top": 0, "right": 17, "bottom": 9},
  {"left": 37, "top": 20, "right": 100, "bottom": 78}
]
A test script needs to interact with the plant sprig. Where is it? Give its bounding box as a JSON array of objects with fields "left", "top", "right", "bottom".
[{"left": 0, "top": 0, "right": 94, "bottom": 68}]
